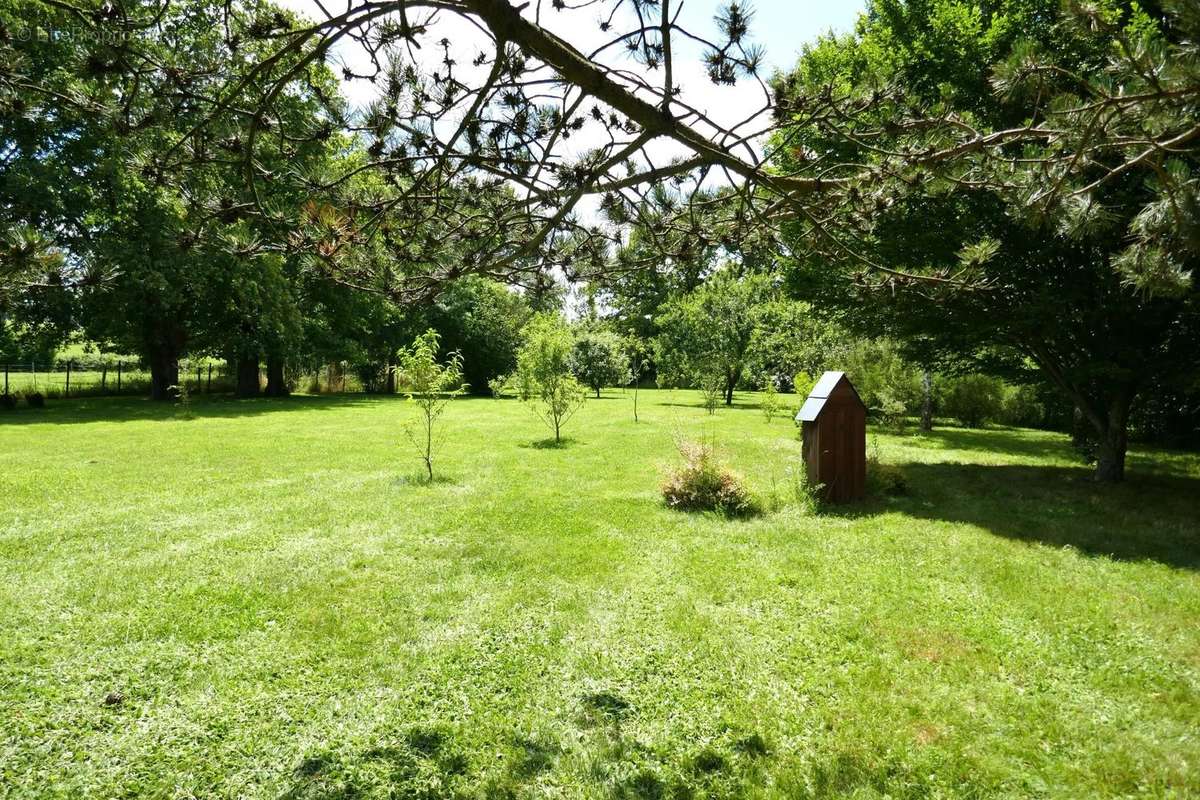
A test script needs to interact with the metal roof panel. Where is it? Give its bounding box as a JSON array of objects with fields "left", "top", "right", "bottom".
[
  {"left": 809, "top": 370, "right": 846, "bottom": 399},
  {"left": 796, "top": 396, "right": 827, "bottom": 422}
]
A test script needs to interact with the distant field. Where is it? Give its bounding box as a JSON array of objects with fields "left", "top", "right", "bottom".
[{"left": 1, "top": 390, "right": 1197, "bottom": 798}]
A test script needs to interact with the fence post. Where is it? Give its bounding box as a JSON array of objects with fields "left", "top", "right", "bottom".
[
  {"left": 117, "top": 361, "right": 122, "bottom": 392},
  {"left": 65, "top": 360, "right": 71, "bottom": 397}
]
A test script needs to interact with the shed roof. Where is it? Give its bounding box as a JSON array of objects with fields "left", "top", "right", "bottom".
[{"left": 795, "top": 371, "right": 864, "bottom": 422}]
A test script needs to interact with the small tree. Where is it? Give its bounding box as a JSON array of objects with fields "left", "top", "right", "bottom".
[
  {"left": 397, "top": 329, "right": 465, "bottom": 481},
  {"left": 625, "top": 336, "right": 651, "bottom": 422},
  {"left": 570, "top": 327, "right": 627, "bottom": 398},
  {"left": 518, "top": 314, "right": 587, "bottom": 442},
  {"left": 699, "top": 375, "right": 724, "bottom": 416},
  {"left": 761, "top": 376, "right": 781, "bottom": 422}
]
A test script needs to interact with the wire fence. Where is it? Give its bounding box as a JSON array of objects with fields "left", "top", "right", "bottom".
[
  {"left": 0, "top": 361, "right": 234, "bottom": 399},
  {"left": 2, "top": 361, "right": 365, "bottom": 399}
]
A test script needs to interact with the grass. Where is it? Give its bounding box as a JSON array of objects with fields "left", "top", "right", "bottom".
[{"left": 1, "top": 389, "right": 1198, "bottom": 798}]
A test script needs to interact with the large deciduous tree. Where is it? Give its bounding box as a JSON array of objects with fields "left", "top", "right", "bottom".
[{"left": 654, "top": 269, "right": 772, "bottom": 406}]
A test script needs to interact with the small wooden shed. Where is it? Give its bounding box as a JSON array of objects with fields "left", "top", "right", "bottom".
[{"left": 796, "top": 371, "right": 867, "bottom": 503}]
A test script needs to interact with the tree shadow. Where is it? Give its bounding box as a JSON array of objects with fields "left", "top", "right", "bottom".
[
  {"left": 522, "top": 436, "right": 578, "bottom": 449},
  {"left": 657, "top": 400, "right": 763, "bottom": 412},
  {"left": 892, "top": 460, "right": 1200, "bottom": 570},
  {"left": 0, "top": 393, "right": 406, "bottom": 426},
  {"left": 907, "top": 425, "right": 1077, "bottom": 461}
]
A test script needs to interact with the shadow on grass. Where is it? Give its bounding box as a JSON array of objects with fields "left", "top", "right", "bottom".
[
  {"left": 393, "top": 472, "right": 458, "bottom": 488},
  {"left": 905, "top": 425, "right": 1077, "bottom": 461},
  {"left": 522, "top": 436, "right": 577, "bottom": 449},
  {"left": 0, "top": 393, "right": 405, "bottom": 426},
  {"left": 888, "top": 461, "right": 1200, "bottom": 570}
]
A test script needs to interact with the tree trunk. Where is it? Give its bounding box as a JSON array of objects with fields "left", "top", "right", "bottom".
[
  {"left": 265, "top": 356, "right": 288, "bottom": 397},
  {"left": 724, "top": 370, "right": 737, "bottom": 406},
  {"left": 1092, "top": 393, "right": 1133, "bottom": 483},
  {"left": 148, "top": 348, "right": 179, "bottom": 401},
  {"left": 235, "top": 357, "right": 260, "bottom": 397},
  {"left": 385, "top": 362, "right": 396, "bottom": 394},
  {"left": 920, "top": 370, "right": 934, "bottom": 432}
]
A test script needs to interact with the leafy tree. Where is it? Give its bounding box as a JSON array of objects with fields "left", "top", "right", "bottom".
[
  {"left": 777, "top": 0, "right": 1200, "bottom": 481},
  {"left": 655, "top": 269, "right": 772, "bottom": 405},
  {"left": 428, "top": 277, "right": 530, "bottom": 396},
  {"left": 943, "top": 374, "right": 1006, "bottom": 429},
  {"left": 570, "top": 327, "right": 627, "bottom": 398},
  {"left": 397, "top": 329, "right": 465, "bottom": 482},
  {"left": 517, "top": 315, "right": 587, "bottom": 443}
]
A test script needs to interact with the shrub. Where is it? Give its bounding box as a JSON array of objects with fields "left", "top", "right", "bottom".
[
  {"left": 843, "top": 338, "right": 923, "bottom": 414},
  {"left": 25, "top": 392, "right": 45, "bottom": 409},
  {"left": 1, "top": 393, "right": 15, "bottom": 411},
  {"left": 487, "top": 373, "right": 511, "bottom": 399},
  {"left": 942, "top": 374, "right": 1005, "bottom": 428},
  {"left": 792, "top": 371, "right": 816, "bottom": 398},
  {"left": 1000, "top": 383, "right": 1046, "bottom": 428},
  {"left": 661, "top": 439, "right": 758, "bottom": 517},
  {"left": 875, "top": 391, "right": 908, "bottom": 427}
]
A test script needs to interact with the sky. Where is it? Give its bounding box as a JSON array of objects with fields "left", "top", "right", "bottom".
[{"left": 273, "top": 0, "right": 866, "bottom": 118}]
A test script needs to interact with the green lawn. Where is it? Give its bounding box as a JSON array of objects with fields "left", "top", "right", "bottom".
[{"left": 2, "top": 390, "right": 1198, "bottom": 798}]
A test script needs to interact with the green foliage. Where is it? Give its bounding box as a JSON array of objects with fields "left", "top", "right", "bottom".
[
  {"left": 842, "top": 339, "right": 923, "bottom": 419},
  {"left": 569, "top": 327, "right": 627, "bottom": 398},
  {"left": 776, "top": 0, "right": 1200, "bottom": 481},
  {"left": 792, "top": 371, "right": 817, "bottom": 399},
  {"left": 655, "top": 269, "right": 772, "bottom": 406},
  {"left": 943, "top": 374, "right": 1006, "bottom": 429},
  {"left": 699, "top": 376, "right": 724, "bottom": 416},
  {"left": 760, "top": 378, "right": 781, "bottom": 422},
  {"left": 429, "top": 278, "right": 530, "bottom": 396},
  {"left": 769, "top": 463, "right": 824, "bottom": 515},
  {"left": 517, "top": 315, "right": 587, "bottom": 442},
  {"left": 397, "top": 330, "right": 466, "bottom": 480},
  {"left": 660, "top": 439, "right": 758, "bottom": 517}
]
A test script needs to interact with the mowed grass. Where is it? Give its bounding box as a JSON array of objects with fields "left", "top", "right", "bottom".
[{"left": 1, "top": 390, "right": 1198, "bottom": 799}]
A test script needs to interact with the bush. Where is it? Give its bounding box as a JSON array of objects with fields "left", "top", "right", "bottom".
[
  {"left": 25, "top": 392, "right": 45, "bottom": 408},
  {"left": 661, "top": 440, "right": 758, "bottom": 517},
  {"left": 942, "top": 374, "right": 1005, "bottom": 428},
  {"left": 1000, "top": 383, "right": 1046, "bottom": 428},
  {"left": 487, "top": 373, "right": 511, "bottom": 398},
  {"left": 1, "top": 393, "right": 15, "bottom": 411},
  {"left": 843, "top": 338, "right": 923, "bottom": 415},
  {"left": 792, "top": 371, "right": 817, "bottom": 398}
]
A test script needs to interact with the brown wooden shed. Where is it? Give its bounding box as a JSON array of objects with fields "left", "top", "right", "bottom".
[{"left": 795, "top": 371, "right": 867, "bottom": 503}]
